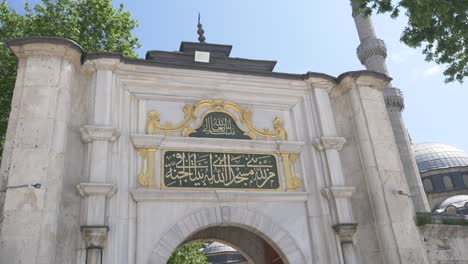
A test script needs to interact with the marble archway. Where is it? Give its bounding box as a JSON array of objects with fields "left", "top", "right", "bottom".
[{"left": 146, "top": 206, "right": 307, "bottom": 264}]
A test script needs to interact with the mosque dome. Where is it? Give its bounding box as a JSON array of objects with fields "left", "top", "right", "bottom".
[
  {"left": 413, "top": 143, "right": 468, "bottom": 173},
  {"left": 203, "top": 242, "right": 247, "bottom": 264},
  {"left": 204, "top": 242, "right": 237, "bottom": 254},
  {"left": 435, "top": 195, "right": 468, "bottom": 213}
]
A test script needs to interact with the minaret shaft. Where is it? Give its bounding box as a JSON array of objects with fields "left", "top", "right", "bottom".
[{"left": 351, "top": 3, "right": 430, "bottom": 211}]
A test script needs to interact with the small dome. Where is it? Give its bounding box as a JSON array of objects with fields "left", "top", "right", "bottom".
[
  {"left": 204, "top": 242, "right": 237, "bottom": 254},
  {"left": 435, "top": 195, "right": 468, "bottom": 213},
  {"left": 413, "top": 143, "right": 468, "bottom": 173}
]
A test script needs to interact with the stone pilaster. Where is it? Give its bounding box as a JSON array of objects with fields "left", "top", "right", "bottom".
[
  {"left": 79, "top": 57, "right": 120, "bottom": 263},
  {"left": 0, "top": 37, "right": 83, "bottom": 264},
  {"left": 332, "top": 72, "right": 429, "bottom": 263},
  {"left": 307, "top": 77, "right": 359, "bottom": 263},
  {"left": 350, "top": 3, "right": 430, "bottom": 213}
]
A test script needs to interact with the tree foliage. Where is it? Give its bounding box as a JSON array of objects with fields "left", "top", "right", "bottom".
[
  {"left": 352, "top": 0, "right": 467, "bottom": 83},
  {"left": 167, "top": 242, "right": 208, "bottom": 264},
  {"left": 0, "top": 0, "right": 140, "bottom": 158}
]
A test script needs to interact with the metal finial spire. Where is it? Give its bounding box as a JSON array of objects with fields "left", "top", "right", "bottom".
[{"left": 197, "top": 13, "right": 206, "bottom": 43}]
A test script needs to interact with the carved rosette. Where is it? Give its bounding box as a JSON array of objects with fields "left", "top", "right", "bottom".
[
  {"left": 357, "top": 38, "right": 387, "bottom": 65},
  {"left": 81, "top": 226, "right": 109, "bottom": 249},
  {"left": 333, "top": 223, "right": 358, "bottom": 244}
]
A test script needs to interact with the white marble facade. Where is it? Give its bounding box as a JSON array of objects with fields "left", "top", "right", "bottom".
[{"left": 0, "top": 38, "right": 432, "bottom": 264}]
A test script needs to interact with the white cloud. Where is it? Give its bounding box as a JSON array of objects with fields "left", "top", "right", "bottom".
[
  {"left": 423, "top": 65, "right": 442, "bottom": 76},
  {"left": 389, "top": 48, "right": 417, "bottom": 64}
]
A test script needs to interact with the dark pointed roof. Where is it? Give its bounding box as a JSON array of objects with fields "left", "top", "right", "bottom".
[{"left": 146, "top": 41, "right": 277, "bottom": 73}]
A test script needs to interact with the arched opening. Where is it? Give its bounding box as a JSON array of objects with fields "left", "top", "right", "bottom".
[
  {"left": 168, "top": 226, "right": 285, "bottom": 264},
  {"left": 147, "top": 206, "right": 306, "bottom": 264}
]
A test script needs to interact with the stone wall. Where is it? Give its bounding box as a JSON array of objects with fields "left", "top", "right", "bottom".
[
  {"left": 420, "top": 224, "right": 468, "bottom": 264},
  {"left": 0, "top": 38, "right": 86, "bottom": 264}
]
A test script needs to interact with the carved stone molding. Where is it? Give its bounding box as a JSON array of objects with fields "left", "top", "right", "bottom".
[
  {"left": 357, "top": 38, "right": 387, "bottom": 65},
  {"left": 76, "top": 183, "right": 117, "bottom": 198},
  {"left": 81, "top": 226, "right": 109, "bottom": 249},
  {"left": 313, "top": 137, "right": 346, "bottom": 151},
  {"left": 384, "top": 87, "right": 405, "bottom": 111},
  {"left": 322, "top": 186, "right": 356, "bottom": 200},
  {"left": 131, "top": 134, "right": 165, "bottom": 149},
  {"left": 277, "top": 141, "right": 305, "bottom": 153},
  {"left": 333, "top": 223, "right": 358, "bottom": 243},
  {"left": 82, "top": 57, "right": 120, "bottom": 73},
  {"left": 80, "top": 125, "right": 120, "bottom": 143}
]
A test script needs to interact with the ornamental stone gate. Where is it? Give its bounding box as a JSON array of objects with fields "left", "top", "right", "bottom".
[{"left": 0, "top": 36, "right": 429, "bottom": 264}]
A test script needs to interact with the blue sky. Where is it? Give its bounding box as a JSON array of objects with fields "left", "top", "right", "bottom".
[{"left": 9, "top": 0, "right": 468, "bottom": 151}]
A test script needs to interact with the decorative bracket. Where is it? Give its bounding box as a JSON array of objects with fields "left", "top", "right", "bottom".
[
  {"left": 281, "top": 153, "right": 302, "bottom": 192},
  {"left": 137, "top": 148, "right": 157, "bottom": 189},
  {"left": 76, "top": 183, "right": 117, "bottom": 198},
  {"left": 313, "top": 137, "right": 346, "bottom": 151},
  {"left": 80, "top": 125, "right": 120, "bottom": 143}
]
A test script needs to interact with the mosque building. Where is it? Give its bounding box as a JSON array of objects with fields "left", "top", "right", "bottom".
[
  {"left": 0, "top": 3, "right": 467, "bottom": 264},
  {"left": 413, "top": 143, "right": 468, "bottom": 214}
]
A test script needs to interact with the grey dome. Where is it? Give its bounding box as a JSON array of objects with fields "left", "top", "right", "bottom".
[
  {"left": 204, "top": 242, "right": 237, "bottom": 254},
  {"left": 413, "top": 143, "right": 468, "bottom": 173}
]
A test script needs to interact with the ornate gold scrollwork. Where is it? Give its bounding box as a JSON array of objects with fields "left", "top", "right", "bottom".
[
  {"left": 145, "top": 100, "right": 288, "bottom": 141},
  {"left": 281, "top": 153, "right": 302, "bottom": 191},
  {"left": 243, "top": 108, "right": 287, "bottom": 140},
  {"left": 137, "top": 148, "right": 157, "bottom": 189},
  {"left": 146, "top": 105, "right": 196, "bottom": 135}
]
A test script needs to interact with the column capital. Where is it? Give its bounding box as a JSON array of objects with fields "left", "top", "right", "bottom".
[
  {"left": 80, "top": 125, "right": 120, "bottom": 143},
  {"left": 82, "top": 56, "right": 121, "bottom": 73},
  {"left": 313, "top": 137, "right": 346, "bottom": 151},
  {"left": 322, "top": 186, "right": 356, "bottom": 200},
  {"left": 76, "top": 183, "right": 117, "bottom": 198},
  {"left": 6, "top": 37, "right": 83, "bottom": 67},
  {"left": 333, "top": 223, "right": 358, "bottom": 243},
  {"left": 80, "top": 226, "right": 109, "bottom": 249}
]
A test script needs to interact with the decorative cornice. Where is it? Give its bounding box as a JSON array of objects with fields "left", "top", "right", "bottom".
[
  {"left": 384, "top": 87, "right": 405, "bottom": 111},
  {"left": 357, "top": 38, "right": 387, "bottom": 65},
  {"left": 333, "top": 223, "right": 358, "bottom": 243},
  {"left": 82, "top": 57, "right": 121, "bottom": 73},
  {"left": 331, "top": 71, "right": 391, "bottom": 98},
  {"left": 304, "top": 75, "right": 336, "bottom": 91},
  {"left": 131, "top": 134, "right": 165, "bottom": 149},
  {"left": 130, "top": 189, "right": 308, "bottom": 202},
  {"left": 277, "top": 141, "right": 305, "bottom": 153},
  {"left": 81, "top": 226, "right": 109, "bottom": 249},
  {"left": 76, "top": 183, "right": 117, "bottom": 198},
  {"left": 80, "top": 125, "right": 120, "bottom": 143},
  {"left": 322, "top": 186, "right": 356, "bottom": 200},
  {"left": 7, "top": 37, "right": 83, "bottom": 67},
  {"left": 313, "top": 137, "right": 346, "bottom": 151}
]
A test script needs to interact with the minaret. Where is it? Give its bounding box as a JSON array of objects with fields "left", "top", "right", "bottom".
[{"left": 351, "top": 4, "right": 430, "bottom": 212}]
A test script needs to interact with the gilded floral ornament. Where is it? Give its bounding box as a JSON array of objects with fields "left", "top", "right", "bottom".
[{"left": 145, "top": 100, "right": 287, "bottom": 141}]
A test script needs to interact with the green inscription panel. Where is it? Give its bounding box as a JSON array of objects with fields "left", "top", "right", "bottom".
[
  {"left": 188, "top": 112, "right": 252, "bottom": 140},
  {"left": 163, "top": 150, "right": 280, "bottom": 189}
]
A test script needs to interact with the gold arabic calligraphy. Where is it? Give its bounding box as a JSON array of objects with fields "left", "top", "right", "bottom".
[{"left": 163, "top": 151, "right": 280, "bottom": 189}]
